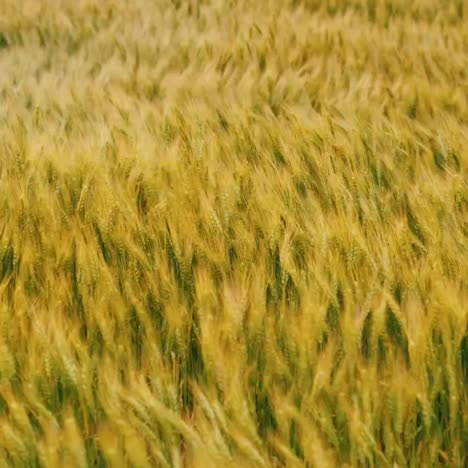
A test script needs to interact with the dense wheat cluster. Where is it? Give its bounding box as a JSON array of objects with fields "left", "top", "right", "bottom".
[{"left": 0, "top": 0, "right": 467, "bottom": 466}]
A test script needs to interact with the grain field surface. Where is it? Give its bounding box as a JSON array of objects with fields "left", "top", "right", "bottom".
[{"left": 0, "top": 0, "right": 467, "bottom": 466}]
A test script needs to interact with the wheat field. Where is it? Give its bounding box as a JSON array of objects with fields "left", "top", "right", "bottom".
[{"left": 0, "top": 0, "right": 467, "bottom": 466}]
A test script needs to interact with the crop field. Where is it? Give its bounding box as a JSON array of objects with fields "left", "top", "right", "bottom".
[{"left": 0, "top": 0, "right": 467, "bottom": 466}]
